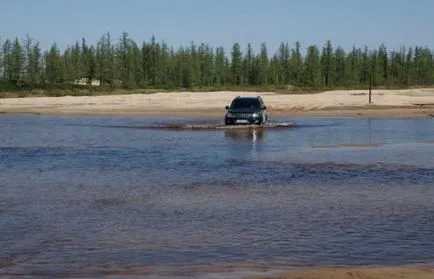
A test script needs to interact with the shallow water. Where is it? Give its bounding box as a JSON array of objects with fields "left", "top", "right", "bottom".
[{"left": 1, "top": 115, "right": 434, "bottom": 278}]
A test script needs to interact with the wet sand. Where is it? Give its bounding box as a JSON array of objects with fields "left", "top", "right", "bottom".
[
  {"left": 1, "top": 89, "right": 434, "bottom": 117},
  {"left": 246, "top": 266, "right": 434, "bottom": 279}
]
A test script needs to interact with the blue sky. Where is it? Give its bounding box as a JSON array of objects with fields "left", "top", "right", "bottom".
[{"left": 1, "top": 0, "right": 433, "bottom": 54}]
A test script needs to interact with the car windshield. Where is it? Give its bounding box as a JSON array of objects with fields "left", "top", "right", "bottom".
[{"left": 230, "top": 98, "right": 260, "bottom": 109}]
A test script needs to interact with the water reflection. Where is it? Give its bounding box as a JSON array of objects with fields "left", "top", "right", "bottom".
[{"left": 224, "top": 128, "right": 265, "bottom": 142}]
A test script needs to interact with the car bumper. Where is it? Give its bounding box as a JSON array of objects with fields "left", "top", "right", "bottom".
[{"left": 225, "top": 116, "right": 261, "bottom": 125}]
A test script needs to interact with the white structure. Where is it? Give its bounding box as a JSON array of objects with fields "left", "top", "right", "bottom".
[{"left": 74, "top": 78, "right": 101, "bottom": 86}]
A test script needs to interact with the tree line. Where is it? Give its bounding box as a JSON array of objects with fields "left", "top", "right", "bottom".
[{"left": 1, "top": 32, "right": 434, "bottom": 92}]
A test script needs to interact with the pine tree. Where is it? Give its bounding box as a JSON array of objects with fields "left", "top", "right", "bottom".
[
  {"left": 360, "top": 46, "right": 369, "bottom": 85},
  {"left": 30, "top": 42, "right": 42, "bottom": 84},
  {"left": 243, "top": 43, "right": 255, "bottom": 85},
  {"left": 377, "top": 44, "right": 389, "bottom": 85},
  {"left": 320, "top": 40, "right": 334, "bottom": 87},
  {"left": 141, "top": 41, "right": 152, "bottom": 86},
  {"left": 257, "top": 42, "right": 269, "bottom": 85},
  {"left": 198, "top": 43, "right": 213, "bottom": 87},
  {"left": 150, "top": 35, "right": 159, "bottom": 86},
  {"left": 230, "top": 43, "right": 243, "bottom": 85},
  {"left": 290, "top": 41, "right": 302, "bottom": 85},
  {"left": 345, "top": 46, "right": 362, "bottom": 86},
  {"left": 44, "top": 43, "right": 63, "bottom": 84},
  {"left": 11, "top": 38, "right": 24, "bottom": 84},
  {"left": 23, "top": 34, "right": 33, "bottom": 83},
  {"left": 117, "top": 32, "right": 135, "bottom": 88},
  {"left": 62, "top": 47, "right": 73, "bottom": 82},
  {"left": 132, "top": 41, "right": 144, "bottom": 87},
  {"left": 158, "top": 41, "right": 170, "bottom": 87},
  {"left": 303, "top": 45, "right": 321, "bottom": 86},
  {"left": 333, "top": 47, "right": 346, "bottom": 86},
  {"left": 390, "top": 48, "right": 405, "bottom": 85},
  {"left": 0, "top": 37, "right": 3, "bottom": 81},
  {"left": 277, "top": 42, "right": 290, "bottom": 85},
  {"left": 405, "top": 47, "right": 413, "bottom": 85},
  {"left": 96, "top": 32, "right": 115, "bottom": 86},
  {"left": 2, "top": 39, "right": 12, "bottom": 81},
  {"left": 269, "top": 54, "right": 281, "bottom": 86},
  {"left": 70, "top": 42, "right": 82, "bottom": 82},
  {"left": 214, "top": 46, "right": 227, "bottom": 86}
]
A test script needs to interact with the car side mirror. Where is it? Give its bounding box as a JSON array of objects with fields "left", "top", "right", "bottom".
[
  {"left": 225, "top": 106, "right": 229, "bottom": 110},
  {"left": 262, "top": 106, "right": 267, "bottom": 110}
]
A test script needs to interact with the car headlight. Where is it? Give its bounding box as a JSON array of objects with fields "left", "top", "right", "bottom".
[
  {"left": 226, "top": 113, "right": 234, "bottom": 117},
  {"left": 252, "top": 113, "right": 260, "bottom": 118}
]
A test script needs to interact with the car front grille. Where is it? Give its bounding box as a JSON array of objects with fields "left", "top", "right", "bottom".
[{"left": 233, "top": 113, "right": 253, "bottom": 119}]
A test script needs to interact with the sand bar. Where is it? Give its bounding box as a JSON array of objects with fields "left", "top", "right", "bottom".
[
  {"left": 1, "top": 88, "right": 434, "bottom": 117},
  {"left": 245, "top": 266, "right": 434, "bottom": 279}
]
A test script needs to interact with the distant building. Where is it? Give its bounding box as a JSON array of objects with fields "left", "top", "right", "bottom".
[{"left": 74, "top": 78, "right": 101, "bottom": 86}]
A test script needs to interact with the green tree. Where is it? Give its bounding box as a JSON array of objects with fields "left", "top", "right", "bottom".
[
  {"left": 277, "top": 42, "right": 290, "bottom": 85},
  {"left": 11, "top": 38, "right": 24, "bottom": 84},
  {"left": 62, "top": 47, "right": 74, "bottom": 82},
  {"left": 289, "top": 41, "right": 302, "bottom": 85},
  {"left": 360, "top": 46, "right": 370, "bottom": 85},
  {"left": 68, "top": 41, "right": 82, "bottom": 82},
  {"left": 214, "top": 46, "right": 227, "bottom": 86},
  {"left": 117, "top": 32, "right": 135, "bottom": 88},
  {"left": 44, "top": 43, "right": 63, "bottom": 84},
  {"left": 230, "top": 43, "right": 243, "bottom": 85},
  {"left": 345, "top": 46, "right": 362, "bottom": 86},
  {"left": 269, "top": 54, "right": 282, "bottom": 86},
  {"left": 30, "top": 41, "right": 42, "bottom": 84},
  {"left": 333, "top": 46, "right": 346, "bottom": 86},
  {"left": 141, "top": 41, "right": 152, "bottom": 86},
  {"left": 96, "top": 32, "right": 115, "bottom": 86},
  {"left": 197, "top": 43, "right": 213, "bottom": 87},
  {"left": 390, "top": 48, "right": 405, "bottom": 85},
  {"left": 243, "top": 43, "right": 255, "bottom": 85},
  {"left": 23, "top": 34, "right": 33, "bottom": 83},
  {"left": 320, "top": 40, "right": 334, "bottom": 87},
  {"left": 257, "top": 42, "right": 269, "bottom": 85},
  {"left": 377, "top": 44, "right": 389, "bottom": 85},
  {"left": 405, "top": 47, "right": 414, "bottom": 85},
  {"left": 150, "top": 35, "right": 159, "bottom": 86},
  {"left": 2, "top": 39, "right": 13, "bottom": 81},
  {"left": 303, "top": 45, "right": 321, "bottom": 86},
  {"left": 79, "top": 38, "right": 97, "bottom": 85}
]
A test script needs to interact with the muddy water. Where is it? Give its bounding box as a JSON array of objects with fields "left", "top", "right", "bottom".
[{"left": 1, "top": 115, "right": 434, "bottom": 278}]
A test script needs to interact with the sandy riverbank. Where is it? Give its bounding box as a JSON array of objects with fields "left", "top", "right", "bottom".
[
  {"left": 98, "top": 263, "right": 434, "bottom": 278},
  {"left": 245, "top": 266, "right": 434, "bottom": 279},
  {"left": 1, "top": 89, "right": 434, "bottom": 117}
]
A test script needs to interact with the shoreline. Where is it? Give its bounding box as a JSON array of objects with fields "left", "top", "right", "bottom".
[
  {"left": 2, "top": 265, "right": 434, "bottom": 278},
  {"left": 103, "top": 263, "right": 434, "bottom": 279},
  {"left": 47, "top": 263, "right": 434, "bottom": 278},
  {"left": 1, "top": 106, "right": 433, "bottom": 118},
  {"left": 245, "top": 265, "right": 434, "bottom": 279},
  {"left": 1, "top": 89, "right": 434, "bottom": 118}
]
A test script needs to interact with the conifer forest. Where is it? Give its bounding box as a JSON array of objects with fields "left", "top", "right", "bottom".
[{"left": 1, "top": 32, "right": 433, "bottom": 94}]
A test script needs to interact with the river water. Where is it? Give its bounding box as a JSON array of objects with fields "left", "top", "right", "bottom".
[{"left": 1, "top": 115, "right": 434, "bottom": 278}]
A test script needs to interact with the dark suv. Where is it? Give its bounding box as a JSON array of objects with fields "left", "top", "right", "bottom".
[{"left": 224, "top": 96, "right": 268, "bottom": 125}]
